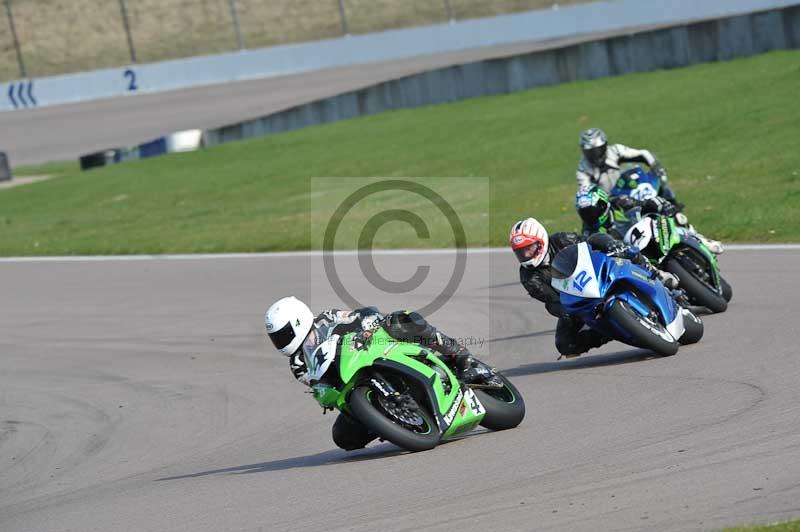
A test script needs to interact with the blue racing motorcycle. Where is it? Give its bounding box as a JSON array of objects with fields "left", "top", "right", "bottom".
[
  {"left": 610, "top": 166, "right": 662, "bottom": 201},
  {"left": 550, "top": 242, "right": 703, "bottom": 357}
]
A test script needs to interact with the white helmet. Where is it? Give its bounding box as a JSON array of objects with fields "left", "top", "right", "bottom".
[
  {"left": 509, "top": 217, "right": 550, "bottom": 268},
  {"left": 264, "top": 296, "right": 314, "bottom": 356}
]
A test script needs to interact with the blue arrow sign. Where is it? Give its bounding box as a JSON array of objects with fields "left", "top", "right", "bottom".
[
  {"left": 6, "top": 81, "right": 37, "bottom": 109},
  {"left": 17, "top": 82, "right": 27, "bottom": 107},
  {"left": 7, "top": 84, "right": 17, "bottom": 109},
  {"left": 27, "top": 81, "right": 36, "bottom": 106}
]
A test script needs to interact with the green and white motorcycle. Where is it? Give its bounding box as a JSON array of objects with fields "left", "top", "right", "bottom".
[
  {"left": 623, "top": 213, "right": 733, "bottom": 313},
  {"left": 307, "top": 326, "right": 525, "bottom": 452}
]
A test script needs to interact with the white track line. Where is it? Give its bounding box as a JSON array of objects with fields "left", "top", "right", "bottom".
[
  {"left": 0, "top": 249, "right": 496, "bottom": 262},
  {"left": 0, "top": 244, "right": 798, "bottom": 263}
]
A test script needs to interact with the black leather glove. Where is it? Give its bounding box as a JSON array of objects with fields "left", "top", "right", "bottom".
[
  {"left": 610, "top": 195, "right": 637, "bottom": 211},
  {"left": 660, "top": 201, "right": 679, "bottom": 217},
  {"left": 605, "top": 239, "right": 628, "bottom": 257},
  {"left": 644, "top": 196, "right": 677, "bottom": 217}
]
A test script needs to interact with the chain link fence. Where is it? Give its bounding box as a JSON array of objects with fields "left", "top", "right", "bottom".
[{"left": 1, "top": 0, "right": 590, "bottom": 81}]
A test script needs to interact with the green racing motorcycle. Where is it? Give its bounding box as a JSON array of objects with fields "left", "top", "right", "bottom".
[
  {"left": 623, "top": 213, "right": 733, "bottom": 313},
  {"left": 307, "top": 326, "right": 525, "bottom": 452}
]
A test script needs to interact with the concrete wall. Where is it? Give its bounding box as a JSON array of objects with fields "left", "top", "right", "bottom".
[
  {"left": 2, "top": 0, "right": 798, "bottom": 112},
  {"left": 204, "top": 4, "right": 800, "bottom": 147}
]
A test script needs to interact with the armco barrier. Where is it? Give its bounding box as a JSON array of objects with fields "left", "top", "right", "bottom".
[
  {"left": 1, "top": 0, "right": 798, "bottom": 112},
  {"left": 204, "top": 5, "right": 800, "bottom": 148}
]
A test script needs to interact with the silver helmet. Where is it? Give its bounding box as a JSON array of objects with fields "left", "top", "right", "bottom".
[{"left": 579, "top": 128, "right": 608, "bottom": 165}]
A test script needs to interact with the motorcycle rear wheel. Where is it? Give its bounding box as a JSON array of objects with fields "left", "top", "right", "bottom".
[
  {"left": 607, "top": 299, "right": 679, "bottom": 357},
  {"left": 349, "top": 386, "right": 440, "bottom": 452},
  {"left": 678, "top": 309, "right": 704, "bottom": 345},
  {"left": 473, "top": 374, "right": 525, "bottom": 431},
  {"left": 721, "top": 276, "right": 733, "bottom": 302}
]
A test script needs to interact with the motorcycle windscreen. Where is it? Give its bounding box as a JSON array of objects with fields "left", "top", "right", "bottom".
[
  {"left": 550, "top": 242, "right": 602, "bottom": 298},
  {"left": 551, "top": 244, "right": 579, "bottom": 280}
]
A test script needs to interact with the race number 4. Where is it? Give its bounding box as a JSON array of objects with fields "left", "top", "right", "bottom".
[{"left": 465, "top": 389, "right": 485, "bottom": 415}]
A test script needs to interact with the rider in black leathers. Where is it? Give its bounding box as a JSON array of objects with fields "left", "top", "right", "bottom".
[{"left": 511, "top": 218, "right": 676, "bottom": 357}]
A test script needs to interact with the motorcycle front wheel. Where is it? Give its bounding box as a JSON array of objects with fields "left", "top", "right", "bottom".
[
  {"left": 663, "top": 258, "right": 728, "bottom": 313},
  {"left": 607, "top": 299, "right": 679, "bottom": 357},
  {"left": 349, "top": 386, "right": 440, "bottom": 452}
]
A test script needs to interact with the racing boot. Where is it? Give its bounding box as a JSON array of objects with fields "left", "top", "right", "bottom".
[
  {"left": 678, "top": 220, "right": 724, "bottom": 255},
  {"left": 670, "top": 288, "right": 692, "bottom": 308},
  {"left": 657, "top": 269, "right": 680, "bottom": 290},
  {"left": 430, "top": 332, "right": 480, "bottom": 382},
  {"left": 697, "top": 233, "right": 724, "bottom": 255},
  {"left": 429, "top": 331, "right": 498, "bottom": 386},
  {"left": 452, "top": 350, "right": 500, "bottom": 386}
]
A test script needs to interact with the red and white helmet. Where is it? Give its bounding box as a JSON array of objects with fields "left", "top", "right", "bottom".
[{"left": 509, "top": 217, "right": 550, "bottom": 268}]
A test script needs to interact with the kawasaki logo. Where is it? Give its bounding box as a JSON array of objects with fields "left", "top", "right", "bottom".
[
  {"left": 443, "top": 390, "right": 464, "bottom": 426},
  {"left": 659, "top": 218, "right": 669, "bottom": 242}
]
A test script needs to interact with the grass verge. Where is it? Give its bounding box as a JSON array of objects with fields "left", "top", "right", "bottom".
[
  {"left": 1, "top": 49, "right": 798, "bottom": 255},
  {"left": 725, "top": 520, "right": 800, "bottom": 531}
]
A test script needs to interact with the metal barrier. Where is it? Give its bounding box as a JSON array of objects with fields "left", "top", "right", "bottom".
[
  {"left": 3, "top": 0, "right": 798, "bottom": 112},
  {"left": 0, "top": 0, "right": 584, "bottom": 81},
  {"left": 203, "top": 5, "right": 800, "bottom": 147}
]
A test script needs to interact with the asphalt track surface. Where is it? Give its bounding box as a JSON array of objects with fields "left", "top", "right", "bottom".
[
  {"left": 2, "top": 248, "right": 799, "bottom": 532},
  {"left": 0, "top": 26, "right": 671, "bottom": 167}
]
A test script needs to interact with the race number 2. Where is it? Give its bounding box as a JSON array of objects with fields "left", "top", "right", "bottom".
[{"left": 124, "top": 69, "right": 138, "bottom": 92}]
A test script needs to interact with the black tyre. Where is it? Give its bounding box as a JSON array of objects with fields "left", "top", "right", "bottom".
[
  {"left": 349, "top": 386, "right": 440, "bottom": 452},
  {"left": 473, "top": 374, "right": 526, "bottom": 431},
  {"left": 607, "top": 299, "right": 679, "bottom": 357},
  {"left": 678, "top": 309, "right": 704, "bottom": 345},
  {"left": 721, "top": 276, "right": 733, "bottom": 302},
  {"left": 663, "top": 258, "right": 728, "bottom": 314}
]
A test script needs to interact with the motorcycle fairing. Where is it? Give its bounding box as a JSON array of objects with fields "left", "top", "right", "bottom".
[{"left": 553, "top": 243, "right": 684, "bottom": 342}]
